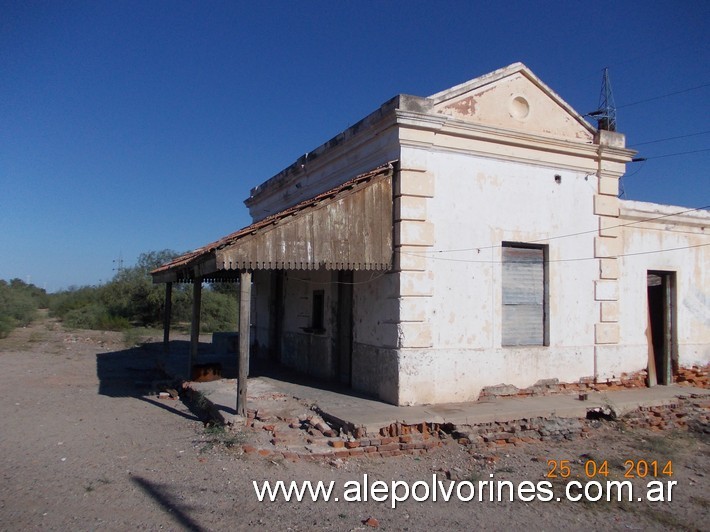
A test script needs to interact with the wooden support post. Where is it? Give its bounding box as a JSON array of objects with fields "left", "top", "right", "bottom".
[
  {"left": 189, "top": 278, "right": 202, "bottom": 379},
  {"left": 162, "top": 282, "right": 172, "bottom": 353},
  {"left": 237, "top": 270, "right": 252, "bottom": 417}
]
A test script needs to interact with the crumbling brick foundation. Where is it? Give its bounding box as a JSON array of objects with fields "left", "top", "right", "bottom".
[{"left": 479, "top": 364, "right": 709, "bottom": 400}]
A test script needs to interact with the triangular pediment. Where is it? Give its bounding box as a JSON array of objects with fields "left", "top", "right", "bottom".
[{"left": 429, "top": 63, "right": 595, "bottom": 142}]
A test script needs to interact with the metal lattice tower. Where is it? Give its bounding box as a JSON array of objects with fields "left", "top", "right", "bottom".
[{"left": 595, "top": 67, "right": 617, "bottom": 131}]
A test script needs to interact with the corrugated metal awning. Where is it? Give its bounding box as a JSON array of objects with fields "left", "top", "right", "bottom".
[{"left": 151, "top": 163, "right": 395, "bottom": 283}]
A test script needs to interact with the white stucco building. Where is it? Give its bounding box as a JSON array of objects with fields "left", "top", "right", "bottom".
[{"left": 153, "top": 63, "right": 709, "bottom": 405}]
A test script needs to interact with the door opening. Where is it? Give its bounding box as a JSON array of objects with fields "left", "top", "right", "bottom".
[
  {"left": 646, "top": 271, "right": 676, "bottom": 386},
  {"left": 336, "top": 271, "right": 354, "bottom": 386},
  {"left": 269, "top": 271, "right": 284, "bottom": 364}
]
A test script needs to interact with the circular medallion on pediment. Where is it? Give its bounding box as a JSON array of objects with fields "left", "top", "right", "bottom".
[{"left": 509, "top": 95, "right": 530, "bottom": 121}]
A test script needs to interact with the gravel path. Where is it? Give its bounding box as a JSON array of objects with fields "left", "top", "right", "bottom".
[{"left": 1, "top": 318, "right": 708, "bottom": 531}]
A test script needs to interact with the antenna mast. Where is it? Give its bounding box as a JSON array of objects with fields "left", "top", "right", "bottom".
[
  {"left": 113, "top": 252, "right": 124, "bottom": 273},
  {"left": 595, "top": 67, "right": 617, "bottom": 131}
]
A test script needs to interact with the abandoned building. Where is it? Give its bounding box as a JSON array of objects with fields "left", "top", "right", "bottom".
[{"left": 152, "top": 63, "right": 709, "bottom": 406}]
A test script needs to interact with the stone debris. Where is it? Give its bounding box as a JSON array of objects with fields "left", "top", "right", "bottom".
[
  {"left": 183, "top": 366, "right": 710, "bottom": 463},
  {"left": 362, "top": 516, "right": 379, "bottom": 528},
  {"left": 225, "top": 395, "right": 710, "bottom": 462}
]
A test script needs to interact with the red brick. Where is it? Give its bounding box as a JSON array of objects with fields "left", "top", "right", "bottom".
[
  {"left": 348, "top": 448, "right": 365, "bottom": 457},
  {"left": 377, "top": 442, "right": 400, "bottom": 452},
  {"left": 334, "top": 450, "right": 350, "bottom": 459},
  {"left": 345, "top": 441, "right": 360, "bottom": 449},
  {"left": 328, "top": 440, "right": 345, "bottom": 448},
  {"left": 257, "top": 449, "right": 271, "bottom": 457},
  {"left": 363, "top": 446, "right": 378, "bottom": 453},
  {"left": 242, "top": 444, "right": 257, "bottom": 454},
  {"left": 380, "top": 437, "right": 397, "bottom": 445},
  {"left": 380, "top": 450, "right": 402, "bottom": 457},
  {"left": 399, "top": 435, "right": 412, "bottom": 444}
]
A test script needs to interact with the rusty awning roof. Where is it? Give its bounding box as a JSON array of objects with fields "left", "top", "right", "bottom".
[{"left": 151, "top": 163, "right": 395, "bottom": 283}]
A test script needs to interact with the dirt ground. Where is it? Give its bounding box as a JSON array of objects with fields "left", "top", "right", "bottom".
[{"left": 1, "top": 316, "right": 708, "bottom": 531}]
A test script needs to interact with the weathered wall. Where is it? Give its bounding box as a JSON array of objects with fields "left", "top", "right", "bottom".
[
  {"left": 251, "top": 270, "right": 272, "bottom": 360},
  {"left": 245, "top": 101, "right": 402, "bottom": 389},
  {"left": 278, "top": 269, "right": 336, "bottom": 380},
  {"left": 393, "top": 146, "right": 600, "bottom": 404},
  {"left": 245, "top": 108, "right": 400, "bottom": 221},
  {"left": 251, "top": 266, "right": 403, "bottom": 396},
  {"left": 351, "top": 270, "right": 400, "bottom": 402},
  {"left": 604, "top": 200, "right": 710, "bottom": 378}
]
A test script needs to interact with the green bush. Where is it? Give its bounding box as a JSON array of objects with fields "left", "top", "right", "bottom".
[
  {"left": 63, "top": 303, "right": 130, "bottom": 331},
  {"left": 122, "top": 328, "right": 144, "bottom": 348},
  {"left": 0, "top": 315, "right": 14, "bottom": 339},
  {"left": 49, "top": 286, "right": 100, "bottom": 320},
  {"left": 0, "top": 279, "right": 46, "bottom": 337},
  {"left": 201, "top": 289, "right": 238, "bottom": 333},
  {"left": 46, "top": 250, "right": 239, "bottom": 334}
]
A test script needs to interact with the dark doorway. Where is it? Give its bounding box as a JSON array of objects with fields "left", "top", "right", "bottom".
[
  {"left": 647, "top": 271, "right": 676, "bottom": 385},
  {"left": 269, "top": 271, "right": 284, "bottom": 363},
  {"left": 336, "top": 271, "right": 354, "bottom": 386}
]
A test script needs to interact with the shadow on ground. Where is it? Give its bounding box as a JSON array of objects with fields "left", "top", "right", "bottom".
[
  {"left": 95, "top": 340, "right": 212, "bottom": 422},
  {"left": 250, "top": 358, "right": 383, "bottom": 403},
  {"left": 96, "top": 339, "right": 379, "bottom": 425},
  {"left": 131, "top": 476, "right": 205, "bottom": 532}
]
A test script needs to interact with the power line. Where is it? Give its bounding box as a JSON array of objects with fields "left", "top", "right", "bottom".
[
  {"left": 398, "top": 242, "right": 710, "bottom": 265},
  {"left": 407, "top": 204, "right": 710, "bottom": 256},
  {"left": 629, "top": 130, "right": 710, "bottom": 147},
  {"left": 553, "top": 242, "right": 710, "bottom": 263},
  {"left": 575, "top": 40, "right": 706, "bottom": 85},
  {"left": 641, "top": 148, "right": 710, "bottom": 160},
  {"left": 616, "top": 82, "right": 710, "bottom": 110}
]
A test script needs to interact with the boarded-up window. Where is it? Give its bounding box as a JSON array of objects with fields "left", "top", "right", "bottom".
[{"left": 502, "top": 243, "right": 548, "bottom": 346}]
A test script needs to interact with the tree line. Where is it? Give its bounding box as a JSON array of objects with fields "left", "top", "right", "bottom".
[{"left": 0, "top": 250, "right": 238, "bottom": 338}]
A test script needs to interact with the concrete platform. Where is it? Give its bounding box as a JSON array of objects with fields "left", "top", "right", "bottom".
[{"left": 188, "top": 374, "right": 710, "bottom": 436}]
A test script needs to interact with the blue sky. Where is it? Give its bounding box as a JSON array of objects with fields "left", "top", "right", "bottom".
[{"left": 1, "top": 1, "right": 708, "bottom": 291}]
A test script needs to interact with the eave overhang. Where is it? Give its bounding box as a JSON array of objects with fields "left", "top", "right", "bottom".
[{"left": 151, "top": 163, "right": 395, "bottom": 284}]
